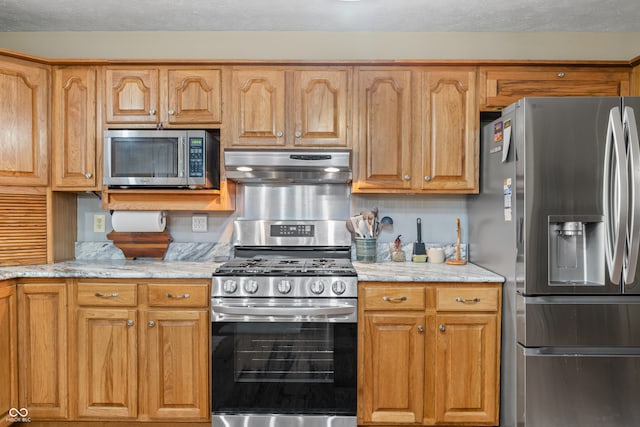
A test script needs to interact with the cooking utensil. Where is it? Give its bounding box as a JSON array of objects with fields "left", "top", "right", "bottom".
[
  {"left": 413, "top": 218, "right": 426, "bottom": 255},
  {"left": 346, "top": 219, "right": 356, "bottom": 237},
  {"left": 446, "top": 217, "right": 467, "bottom": 265},
  {"left": 350, "top": 216, "right": 365, "bottom": 238}
]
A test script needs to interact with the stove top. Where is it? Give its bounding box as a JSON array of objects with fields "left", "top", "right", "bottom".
[{"left": 215, "top": 257, "right": 357, "bottom": 276}]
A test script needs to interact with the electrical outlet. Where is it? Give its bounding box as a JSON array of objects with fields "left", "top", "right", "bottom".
[
  {"left": 93, "top": 214, "right": 106, "bottom": 233},
  {"left": 192, "top": 215, "right": 208, "bottom": 232}
]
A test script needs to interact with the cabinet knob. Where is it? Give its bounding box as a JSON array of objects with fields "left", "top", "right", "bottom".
[
  {"left": 148, "top": 320, "right": 156, "bottom": 328},
  {"left": 168, "top": 109, "right": 175, "bottom": 116},
  {"left": 557, "top": 72, "right": 566, "bottom": 78},
  {"left": 424, "top": 176, "right": 431, "bottom": 181},
  {"left": 404, "top": 175, "right": 411, "bottom": 181},
  {"left": 417, "top": 325, "right": 424, "bottom": 333},
  {"left": 276, "top": 131, "right": 284, "bottom": 137},
  {"left": 126, "top": 320, "right": 134, "bottom": 327},
  {"left": 295, "top": 131, "right": 302, "bottom": 138},
  {"left": 439, "top": 324, "right": 446, "bottom": 332},
  {"left": 149, "top": 108, "right": 157, "bottom": 115},
  {"left": 85, "top": 172, "right": 92, "bottom": 179}
]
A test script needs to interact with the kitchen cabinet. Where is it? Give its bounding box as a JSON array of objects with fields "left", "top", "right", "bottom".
[
  {"left": 358, "top": 282, "right": 501, "bottom": 426},
  {"left": 0, "top": 55, "right": 49, "bottom": 186},
  {"left": 0, "top": 281, "right": 17, "bottom": 427},
  {"left": 52, "top": 66, "right": 101, "bottom": 190},
  {"left": 229, "top": 67, "right": 350, "bottom": 147},
  {"left": 105, "top": 66, "right": 222, "bottom": 127},
  {"left": 478, "top": 65, "right": 631, "bottom": 111},
  {"left": 354, "top": 67, "right": 478, "bottom": 193},
  {"left": 17, "top": 280, "right": 68, "bottom": 420},
  {"left": 72, "top": 279, "right": 210, "bottom": 421}
]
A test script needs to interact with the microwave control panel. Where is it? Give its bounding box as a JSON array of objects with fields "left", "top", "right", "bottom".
[{"left": 189, "top": 137, "right": 204, "bottom": 177}]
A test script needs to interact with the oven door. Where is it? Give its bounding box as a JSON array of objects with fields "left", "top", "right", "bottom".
[{"left": 211, "top": 298, "right": 357, "bottom": 425}]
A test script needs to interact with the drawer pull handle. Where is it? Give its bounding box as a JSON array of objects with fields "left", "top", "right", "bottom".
[
  {"left": 95, "top": 292, "right": 119, "bottom": 298},
  {"left": 455, "top": 297, "right": 481, "bottom": 303},
  {"left": 166, "top": 293, "right": 190, "bottom": 299},
  {"left": 383, "top": 296, "right": 407, "bottom": 302}
]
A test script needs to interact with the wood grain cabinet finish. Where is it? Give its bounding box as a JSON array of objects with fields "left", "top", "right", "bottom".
[
  {"left": 72, "top": 279, "right": 210, "bottom": 421},
  {"left": 17, "top": 281, "right": 68, "bottom": 420},
  {"left": 0, "top": 282, "right": 18, "bottom": 427},
  {"left": 105, "top": 67, "right": 222, "bottom": 127},
  {"left": 229, "top": 67, "right": 350, "bottom": 147},
  {"left": 479, "top": 66, "right": 631, "bottom": 111},
  {"left": 359, "top": 282, "right": 501, "bottom": 427},
  {"left": 52, "top": 66, "right": 100, "bottom": 190},
  {"left": 0, "top": 56, "right": 49, "bottom": 186}
]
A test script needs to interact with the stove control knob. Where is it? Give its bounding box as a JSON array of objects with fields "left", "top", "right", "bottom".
[
  {"left": 332, "top": 280, "right": 347, "bottom": 295},
  {"left": 244, "top": 279, "right": 259, "bottom": 294},
  {"left": 278, "top": 279, "right": 292, "bottom": 294},
  {"left": 222, "top": 279, "right": 238, "bottom": 294},
  {"left": 311, "top": 280, "right": 326, "bottom": 295}
]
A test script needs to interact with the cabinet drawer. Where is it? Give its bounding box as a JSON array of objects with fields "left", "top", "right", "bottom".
[
  {"left": 147, "top": 283, "right": 209, "bottom": 307},
  {"left": 436, "top": 287, "right": 499, "bottom": 312},
  {"left": 362, "top": 286, "right": 425, "bottom": 310},
  {"left": 77, "top": 282, "right": 137, "bottom": 306}
]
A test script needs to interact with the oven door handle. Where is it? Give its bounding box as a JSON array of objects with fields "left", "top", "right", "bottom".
[{"left": 213, "top": 303, "right": 357, "bottom": 318}]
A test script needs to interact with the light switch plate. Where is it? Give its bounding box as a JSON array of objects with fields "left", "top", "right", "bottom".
[
  {"left": 192, "top": 215, "right": 208, "bottom": 232},
  {"left": 93, "top": 214, "right": 106, "bottom": 233}
]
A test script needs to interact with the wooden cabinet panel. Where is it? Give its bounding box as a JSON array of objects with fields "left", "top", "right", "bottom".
[
  {"left": 360, "top": 312, "right": 425, "bottom": 424},
  {"left": 436, "top": 287, "right": 500, "bottom": 312},
  {"left": 166, "top": 68, "right": 222, "bottom": 125},
  {"left": 76, "top": 282, "right": 137, "bottom": 306},
  {"left": 0, "top": 283, "right": 17, "bottom": 427},
  {"left": 105, "top": 68, "right": 159, "bottom": 124},
  {"left": 362, "top": 285, "right": 425, "bottom": 310},
  {"left": 77, "top": 308, "right": 138, "bottom": 419},
  {"left": 355, "top": 69, "right": 413, "bottom": 190},
  {"left": 147, "top": 282, "right": 208, "bottom": 308},
  {"left": 422, "top": 69, "right": 478, "bottom": 192},
  {"left": 18, "top": 281, "right": 68, "bottom": 419},
  {"left": 0, "top": 56, "right": 48, "bottom": 186},
  {"left": 479, "top": 66, "right": 631, "bottom": 110},
  {"left": 52, "top": 66, "right": 99, "bottom": 190},
  {"left": 145, "top": 309, "right": 209, "bottom": 420},
  {"left": 435, "top": 313, "right": 499, "bottom": 424}
]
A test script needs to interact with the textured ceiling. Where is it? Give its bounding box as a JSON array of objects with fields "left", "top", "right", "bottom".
[{"left": 1, "top": 0, "right": 640, "bottom": 32}]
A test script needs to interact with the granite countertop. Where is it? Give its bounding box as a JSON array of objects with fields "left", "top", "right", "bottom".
[{"left": 0, "top": 259, "right": 503, "bottom": 283}]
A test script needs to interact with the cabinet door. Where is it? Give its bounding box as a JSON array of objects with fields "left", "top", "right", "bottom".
[
  {"left": 422, "top": 69, "right": 479, "bottom": 193},
  {"left": 165, "top": 68, "right": 222, "bottom": 125},
  {"left": 355, "top": 69, "right": 413, "bottom": 190},
  {"left": 105, "top": 68, "right": 159, "bottom": 124},
  {"left": 230, "top": 69, "right": 286, "bottom": 146},
  {"left": 359, "top": 312, "right": 425, "bottom": 424},
  {"left": 435, "top": 313, "right": 499, "bottom": 425},
  {"left": 292, "top": 69, "right": 350, "bottom": 147},
  {"left": 76, "top": 308, "right": 138, "bottom": 419},
  {"left": 145, "top": 309, "right": 209, "bottom": 420},
  {"left": 0, "top": 284, "right": 17, "bottom": 425},
  {"left": 52, "top": 67, "right": 99, "bottom": 190},
  {"left": 0, "top": 58, "right": 48, "bottom": 186},
  {"left": 18, "top": 282, "right": 68, "bottom": 419}
]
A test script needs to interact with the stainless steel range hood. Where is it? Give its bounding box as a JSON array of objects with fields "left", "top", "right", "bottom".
[{"left": 224, "top": 148, "right": 352, "bottom": 183}]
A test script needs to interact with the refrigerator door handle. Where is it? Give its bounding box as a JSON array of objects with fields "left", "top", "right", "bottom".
[
  {"left": 624, "top": 106, "right": 640, "bottom": 285},
  {"left": 603, "top": 107, "right": 628, "bottom": 285}
]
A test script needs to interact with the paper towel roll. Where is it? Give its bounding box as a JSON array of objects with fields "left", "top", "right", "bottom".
[{"left": 111, "top": 211, "right": 166, "bottom": 233}]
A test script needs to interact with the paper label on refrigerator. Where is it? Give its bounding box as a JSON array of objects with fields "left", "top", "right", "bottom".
[
  {"left": 504, "top": 178, "right": 513, "bottom": 221},
  {"left": 490, "top": 121, "right": 503, "bottom": 154},
  {"left": 502, "top": 119, "right": 512, "bottom": 162}
]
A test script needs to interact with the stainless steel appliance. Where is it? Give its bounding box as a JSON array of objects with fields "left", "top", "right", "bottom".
[
  {"left": 468, "top": 97, "right": 640, "bottom": 427},
  {"left": 103, "top": 129, "right": 219, "bottom": 188},
  {"left": 212, "top": 154, "right": 356, "bottom": 427}
]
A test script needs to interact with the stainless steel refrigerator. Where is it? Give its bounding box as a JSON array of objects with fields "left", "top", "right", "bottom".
[{"left": 468, "top": 97, "right": 640, "bottom": 427}]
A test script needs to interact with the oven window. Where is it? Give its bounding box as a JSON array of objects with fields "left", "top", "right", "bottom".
[
  {"left": 111, "top": 137, "right": 179, "bottom": 178},
  {"left": 212, "top": 322, "right": 356, "bottom": 415}
]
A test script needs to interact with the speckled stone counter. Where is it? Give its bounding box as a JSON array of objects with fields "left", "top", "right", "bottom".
[{"left": 353, "top": 260, "right": 503, "bottom": 283}]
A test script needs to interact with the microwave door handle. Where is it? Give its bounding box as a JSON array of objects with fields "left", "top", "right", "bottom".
[
  {"left": 178, "top": 137, "right": 185, "bottom": 178},
  {"left": 624, "top": 106, "right": 640, "bottom": 285}
]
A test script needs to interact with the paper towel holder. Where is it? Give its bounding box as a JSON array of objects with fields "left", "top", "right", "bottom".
[{"left": 107, "top": 230, "right": 172, "bottom": 260}]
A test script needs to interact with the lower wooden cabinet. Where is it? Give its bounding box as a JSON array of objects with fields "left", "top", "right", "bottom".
[
  {"left": 359, "top": 282, "right": 502, "bottom": 426},
  {"left": 0, "top": 281, "right": 18, "bottom": 427}
]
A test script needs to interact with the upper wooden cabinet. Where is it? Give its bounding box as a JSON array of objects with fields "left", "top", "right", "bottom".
[
  {"left": 105, "top": 66, "right": 222, "bottom": 127},
  {"left": 354, "top": 67, "right": 478, "bottom": 194},
  {"left": 228, "top": 67, "right": 350, "bottom": 147},
  {"left": 52, "top": 66, "right": 100, "bottom": 190},
  {"left": 0, "top": 55, "right": 49, "bottom": 186},
  {"left": 479, "top": 65, "right": 631, "bottom": 111}
]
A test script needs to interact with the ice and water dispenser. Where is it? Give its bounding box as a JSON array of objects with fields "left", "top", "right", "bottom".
[{"left": 548, "top": 215, "right": 604, "bottom": 286}]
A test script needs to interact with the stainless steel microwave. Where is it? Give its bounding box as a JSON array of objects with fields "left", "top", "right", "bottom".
[{"left": 103, "top": 129, "right": 220, "bottom": 189}]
